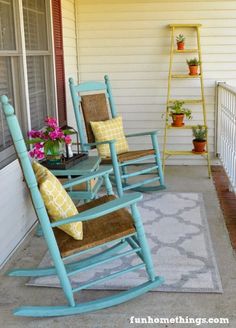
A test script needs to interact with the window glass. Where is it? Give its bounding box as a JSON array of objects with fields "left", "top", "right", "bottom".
[
  {"left": 0, "top": 57, "right": 13, "bottom": 152},
  {"left": 0, "top": 0, "right": 15, "bottom": 50},
  {"left": 27, "top": 56, "right": 47, "bottom": 130},
  {"left": 23, "top": 0, "right": 47, "bottom": 51}
]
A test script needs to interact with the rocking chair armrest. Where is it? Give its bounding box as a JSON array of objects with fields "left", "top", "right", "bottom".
[
  {"left": 61, "top": 167, "right": 113, "bottom": 189},
  {"left": 125, "top": 130, "right": 159, "bottom": 138},
  {"left": 82, "top": 140, "right": 117, "bottom": 148},
  {"left": 50, "top": 192, "right": 143, "bottom": 227}
]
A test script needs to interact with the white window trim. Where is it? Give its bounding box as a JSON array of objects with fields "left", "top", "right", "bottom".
[
  {"left": 49, "top": 0, "right": 59, "bottom": 124},
  {"left": 0, "top": 0, "right": 57, "bottom": 168}
]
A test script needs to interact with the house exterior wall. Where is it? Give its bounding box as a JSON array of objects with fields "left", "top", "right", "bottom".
[
  {"left": 75, "top": 0, "right": 236, "bottom": 164},
  {"left": 0, "top": 161, "right": 36, "bottom": 267},
  {"left": 61, "top": 0, "right": 78, "bottom": 127}
]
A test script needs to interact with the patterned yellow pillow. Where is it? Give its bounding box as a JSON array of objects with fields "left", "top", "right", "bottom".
[
  {"left": 90, "top": 116, "right": 129, "bottom": 158},
  {"left": 32, "top": 162, "right": 83, "bottom": 240}
]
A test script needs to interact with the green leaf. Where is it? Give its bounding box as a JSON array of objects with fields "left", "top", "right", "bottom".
[
  {"left": 26, "top": 138, "right": 44, "bottom": 144},
  {"left": 63, "top": 129, "right": 76, "bottom": 135}
]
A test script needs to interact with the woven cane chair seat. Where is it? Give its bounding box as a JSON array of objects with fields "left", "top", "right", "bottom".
[
  {"left": 54, "top": 195, "right": 136, "bottom": 257},
  {"left": 101, "top": 149, "right": 155, "bottom": 164}
]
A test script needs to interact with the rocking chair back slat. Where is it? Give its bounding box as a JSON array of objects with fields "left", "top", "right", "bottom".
[
  {"left": 69, "top": 77, "right": 118, "bottom": 148},
  {"left": 73, "top": 81, "right": 107, "bottom": 94},
  {"left": 81, "top": 93, "right": 110, "bottom": 143}
]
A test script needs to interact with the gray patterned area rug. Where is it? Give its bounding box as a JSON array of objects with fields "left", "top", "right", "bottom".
[{"left": 28, "top": 192, "right": 222, "bottom": 293}]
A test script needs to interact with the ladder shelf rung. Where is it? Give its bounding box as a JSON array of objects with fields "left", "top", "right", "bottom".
[
  {"left": 166, "top": 124, "right": 207, "bottom": 130},
  {"left": 173, "top": 49, "right": 199, "bottom": 54},
  {"left": 171, "top": 74, "right": 202, "bottom": 79},
  {"left": 168, "top": 99, "right": 203, "bottom": 104},
  {"left": 169, "top": 24, "right": 202, "bottom": 28},
  {"left": 165, "top": 150, "right": 208, "bottom": 156}
]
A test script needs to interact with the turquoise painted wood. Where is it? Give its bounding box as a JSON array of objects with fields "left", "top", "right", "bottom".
[
  {"left": 51, "top": 155, "right": 101, "bottom": 176},
  {"left": 13, "top": 277, "right": 164, "bottom": 317},
  {"left": 50, "top": 192, "right": 143, "bottom": 227},
  {"left": 69, "top": 75, "right": 166, "bottom": 194},
  {"left": 8, "top": 240, "right": 131, "bottom": 277},
  {"left": 51, "top": 155, "right": 102, "bottom": 203},
  {"left": 1, "top": 95, "right": 164, "bottom": 317}
]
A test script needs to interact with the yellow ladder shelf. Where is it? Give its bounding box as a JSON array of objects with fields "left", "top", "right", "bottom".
[{"left": 162, "top": 24, "right": 211, "bottom": 178}]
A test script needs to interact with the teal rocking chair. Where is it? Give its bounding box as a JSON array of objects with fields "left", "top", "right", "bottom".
[
  {"left": 69, "top": 75, "right": 166, "bottom": 197},
  {"left": 1, "top": 95, "right": 164, "bottom": 317}
]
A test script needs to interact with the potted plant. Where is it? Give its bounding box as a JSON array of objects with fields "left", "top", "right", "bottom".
[
  {"left": 192, "top": 125, "right": 207, "bottom": 153},
  {"left": 176, "top": 34, "right": 185, "bottom": 50},
  {"left": 27, "top": 117, "right": 74, "bottom": 162},
  {"left": 168, "top": 101, "right": 192, "bottom": 127},
  {"left": 186, "top": 58, "right": 200, "bottom": 75}
]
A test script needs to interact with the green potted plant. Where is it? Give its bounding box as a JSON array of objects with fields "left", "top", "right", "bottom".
[
  {"left": 176, "top": 34, "right": 185, "bottom": 50},
  {"left": 168, "top": 101, "right": 192, "bottom": 127},
  {"left": 186, "top": 58, "right": 200, "bottom": 75},
  {"left": 192, "top": 125, "right": 207, "bottom": 153}
]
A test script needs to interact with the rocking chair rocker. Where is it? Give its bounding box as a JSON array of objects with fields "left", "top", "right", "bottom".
[
  {"left": 69, "top": 75, "right": 166, "bottom": 197},
  {"left": 1, "top": 95, "right": 164, "bottom": 317}
]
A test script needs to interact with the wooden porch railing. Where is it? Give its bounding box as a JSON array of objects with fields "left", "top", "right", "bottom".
[{"left": 216, "top": 82, "right": 236, "bottom": 193}]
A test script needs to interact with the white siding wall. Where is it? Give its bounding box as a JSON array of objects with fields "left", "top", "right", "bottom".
[
  {"left": 62, "top": 0, "right": 78, "bottom": 127},
  {"left": 75, "top": 0, "right": 236, "bottom": 164},
  {"left": 0, "top": 161, "right": 36, "bottom": 267}
]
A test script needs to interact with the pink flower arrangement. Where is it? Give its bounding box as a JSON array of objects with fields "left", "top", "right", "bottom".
[{"left": 28, "top": 117, "right": 73, "bottom": 160}]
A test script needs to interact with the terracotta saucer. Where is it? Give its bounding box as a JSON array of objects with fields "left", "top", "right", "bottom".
[{"left": 171, "top": 123, "right": 185, "bottom": 127}]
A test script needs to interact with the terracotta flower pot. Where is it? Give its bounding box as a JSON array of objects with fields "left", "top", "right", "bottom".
[
  {"left": 177, "top": 42, "right": 185, "bottom": 50},
  {"left": 189, "top": 65, "right": 199, "bottom": 75},
  {"left": 192, "top": 139, "right": 206, "bottom": 153},
  {"left": 171, "top": 114, "right": 185, "bottom": 127}
]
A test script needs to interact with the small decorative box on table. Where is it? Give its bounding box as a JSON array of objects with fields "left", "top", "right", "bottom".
[{"left": 41, "top": 153, "right": 88, "bottom": 170}]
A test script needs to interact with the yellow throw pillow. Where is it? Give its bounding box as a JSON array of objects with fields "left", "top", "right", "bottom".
[
  {"left": 32, "top": 162, "right": 83, "bottom": 240},
  {"left": 90, "top": 116, "right": 129, "bottom": 158}
]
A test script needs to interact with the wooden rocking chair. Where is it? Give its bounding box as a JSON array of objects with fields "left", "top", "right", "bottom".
[
  {"left": 1, "top": 95, "right": 164, "bottom": 317},
  {"left": 69, "top": 75, "right": 166, "bottom": 197}
]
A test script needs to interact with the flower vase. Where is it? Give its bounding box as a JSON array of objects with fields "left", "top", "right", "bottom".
[
  {"left": 45, "top": 143, "right": 62, "bottom": 164},
  {"left": 46, "top": 154, "right": 61, "bottom": 163}
]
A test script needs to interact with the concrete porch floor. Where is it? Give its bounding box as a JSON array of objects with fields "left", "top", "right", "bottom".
[{"left": 1, "top": 166, "right": 236, "bottom": 328}]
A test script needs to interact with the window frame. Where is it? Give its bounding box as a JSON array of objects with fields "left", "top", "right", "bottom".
[{"left": 0, "top": 0, "right": 65, "bottom": 169}]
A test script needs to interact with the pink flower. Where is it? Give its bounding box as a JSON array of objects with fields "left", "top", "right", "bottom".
[
  {"left": 29, "top": 148, "right": 45, "bottom": 160},
  {"left": 42, "top": 133, "right": 49, "bottom": 140},
  {"left": 36, "top": 150, "right": 45, "bottom": 160},
  {"left": 27, "top": 130, "right": 42, "bottom": 138},
  {"left": 48, "top": 131, "right": 57, "bottom": 140},
  {"left": 55, "top": 127, "right": 65, "bottom": 139},
  {"left": 64, "top": 135, "right": 72, "bottom": 145},
  {"left": 29, "top": 150, "right": 35, "bottom": 158},
  {"left": 34, "top": 142, "right": 43, "bottom": 149},
  {"left": 45, "top": 117, "right": 58, "bottom": 128},
  {"left": 49, "top": 131, "right": 59, "bottom": 140},
  {"left": 48, "top": 127, "right": 65, "bottom": 140}
]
